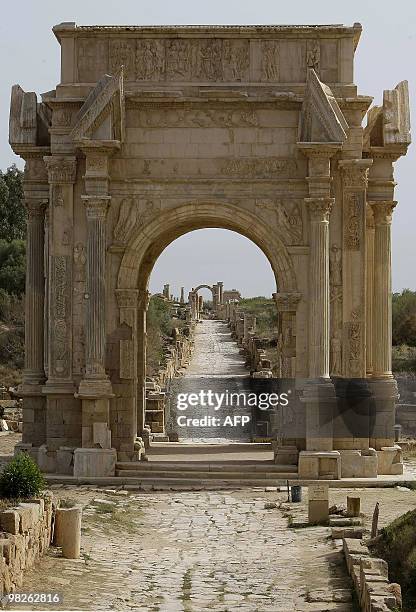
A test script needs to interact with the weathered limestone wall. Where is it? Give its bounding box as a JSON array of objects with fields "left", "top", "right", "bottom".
[
  {"left": 0, "top": 494, "right": 55, "bottom": 595},
  {"left": 343, "top": 538, "right": 402, "bottom": 611}
]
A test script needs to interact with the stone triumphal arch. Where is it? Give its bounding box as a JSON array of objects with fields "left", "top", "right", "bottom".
[{"left": 9, "top": 23, "right": 410, "bottom": 478}]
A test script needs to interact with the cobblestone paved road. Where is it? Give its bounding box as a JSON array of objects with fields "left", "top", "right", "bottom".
[
  {"left": 170, "top": 320, "right": 252, "bottom": 443},
  {"left": 9, "top": 488, "right": 353, "bottom": 612},
  {"left": 186, "top": 319, "right": 247, "bottom": 377}
]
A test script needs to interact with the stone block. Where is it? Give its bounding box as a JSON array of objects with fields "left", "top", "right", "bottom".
[
  {"left": 347, "top": 496, "right": 361, "bottom": 517},
  {"left": 56, "top": 447, "right": 75, "bottom": 475},
  {"left": 73, "top": 448, "right": 117, "bottom": 477},
  {"left": 0, "top": 511, "right": 20, "bottom": 535}
]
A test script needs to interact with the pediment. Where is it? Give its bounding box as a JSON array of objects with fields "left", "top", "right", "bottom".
[
  {"left": 299, "top": 69, "right": 348, "bottom": 143},
  {"left": 71, "top": 68, "right": 124, "bottom": 144}
]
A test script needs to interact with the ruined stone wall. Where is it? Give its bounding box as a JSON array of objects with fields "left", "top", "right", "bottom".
[{"left": 0, "top": 493, "right": 55, "bottom": 595}]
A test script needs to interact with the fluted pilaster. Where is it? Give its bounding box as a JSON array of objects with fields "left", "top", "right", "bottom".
[
  {"left": 23, "top": 200, "right": 46, "bottom": 384},
  {"left": 83, "top": 196, "right": 110, "bottom": 381},
  {"left": 366, "top": 204, "right": 375, "bottom": 376},
  {"left": 371, "top": 201, "right": 396, "bottom": 378},
  {"left": 306, "top": 197, "right": 333, "bottom": 379}
]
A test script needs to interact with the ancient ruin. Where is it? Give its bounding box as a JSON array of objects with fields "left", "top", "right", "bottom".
[{"left": 9, "top": 22, "right": 411, "bottom": 479}]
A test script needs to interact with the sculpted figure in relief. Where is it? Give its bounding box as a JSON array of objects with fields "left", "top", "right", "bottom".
[
  {"left": 136, "top": 40, "right": 164, "bottom": 80},
  {"left": 261, "top": 41, "right": 279, "bottom": 81},
  {"left": 330, "top": 245, "right": 342, "bottom": 286},
  {"left": 256, "top": 199, "right": 302, "bottom": 243},
  {"left": 331, "top": 331, "right": 342, "bottom": 375},
  {"left": 166, "top": 40, "right": 192, "bottom": 79},
  {"left": 307, "top": 41, "right": 320, "bottom": 72},
  {"left": 198, "top": 40, "right": 222, "bottom": 80},
  {"left": 223, "top": 40, "right": 249, "bottom": 81}
]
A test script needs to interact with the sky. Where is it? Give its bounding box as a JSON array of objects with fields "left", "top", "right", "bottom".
[{"left": 1, "top": 0, "right": 415, "bottom": 298}]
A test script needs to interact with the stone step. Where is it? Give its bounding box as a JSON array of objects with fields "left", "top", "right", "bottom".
[
  {"left": 146, "top": 442, "right": 272, "bottom": 454},
  {"left": 116, "top": 461, "right": 297, "bottom": 473},
  {"left": 115, "top": 469, "right": 298, "bottom": 480},
  {"left": 113, "top": 475, "right": 299, "bottom": 487}
]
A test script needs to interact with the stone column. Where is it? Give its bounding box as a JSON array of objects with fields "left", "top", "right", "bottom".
[
  {"left": 41, "top": 156, "right": 80, "bottom": 470},
  {"left": 136, "top": 291, "right": 150, "bottom": 436},
  {"left": 306, "top": 197, "right": 333, "bottom": 379},
  {"left": 366, "top": 204, "right": 375, "bottom": 376},
  {"left": 74, "top": 145, "right": 118, "bottom": 477},
  {"left": 297, "top": 144, "right": 340, "bottom": 471},
  {"left": 370, "top": 201, "right": 396, "bottom": 379},
  {"left": 17, "top": 152, "right": 49, "bottom": 450},
  {"left": 23, "top": 199, "right": 47, "bottom": 385},
  {"left": 78, "top": 196, "right": 112, "bottom": 394}
]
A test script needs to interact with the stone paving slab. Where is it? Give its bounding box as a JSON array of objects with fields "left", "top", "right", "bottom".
[{"left": 7, "top": 488, "right": 353, "bottom": 612}]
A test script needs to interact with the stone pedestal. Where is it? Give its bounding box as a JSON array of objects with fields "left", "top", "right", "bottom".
[
  {"left": 308, "top": 483, "right": 329, "bottom": 524},
  {"left": 298, "top": 450, "right": 341, "bottom": 480},
  {"left": 73, "top": 448, "right": 117, "bottom": 477}
]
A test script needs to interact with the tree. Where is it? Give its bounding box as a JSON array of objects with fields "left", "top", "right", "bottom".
[
  {"left": 392, "top": 289, "right": 416, "bottom": 346},
  {"left": 0, "top": 239, "right": 26, "bottom": 296},
  {"left": 0, "top": 165, "right": 25, "bottom": 241}
]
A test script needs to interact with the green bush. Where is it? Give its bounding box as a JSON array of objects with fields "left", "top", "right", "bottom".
[
  {"left": 374, "top": 508, "right": 416, "bottom": 611},
  {"left": 393, "top": 289, "right": 416, "bottom": 347},
  {"left": 0, "top": 452, "right": 45, "bottom": 499},
  {"left": 237, "top": 296, "right": 278, "bottom": 338}
]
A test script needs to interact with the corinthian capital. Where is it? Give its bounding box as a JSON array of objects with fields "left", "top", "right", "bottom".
[
  {"left": 43, "top": 156, "right": 77, "bottom": 184},
  {"left": 339, "top": 159, "right": 373, "bottom": 188},
  {"left": 273, "top": 292, "right": 302, "bottom": 312},
  {"left": 370, "top": 200, "right": 397, "bottom": 225},
  {"left": 305, "top": 197, "right": 334, "bottom": 222},
  {"left": 82, "top": 195, "right": 111, "bottom": 219},
  {"left": 26, "top": 198, "right": 47, "bottom": 219}
]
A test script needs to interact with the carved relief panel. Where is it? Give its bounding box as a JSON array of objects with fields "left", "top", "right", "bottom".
[
  {"left": 50, "top": 256, "right": 72, "bottom": 379},
  {"left": 76, "top": 36, "right": 329, "bottom": 83}
]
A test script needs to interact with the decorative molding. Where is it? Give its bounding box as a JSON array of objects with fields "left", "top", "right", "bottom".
[
  {"left": 132, "top": 107, "right": 260, "bottom": 128},
  {"left": 50, "top": 255, "right": 71, "bottom": 378},
  {"left": 221, "top": 158, "right": 298, "bottom": 178},
  {"left": 115, "top": 289, "right": 139, "bottom": 309},
  {"left": 344, "top": 192, "right": 362, "bottom": 250}
]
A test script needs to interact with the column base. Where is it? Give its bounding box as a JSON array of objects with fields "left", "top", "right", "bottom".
[
  {"left": 298, "top": 450, "right": 341, "bottom": 480},
  {"left": 73, "top": 448, "right": 117, "bottom": 477},
  {"left": 377, "top": 445, "right": 403, "bottom": 475},
  {"left": 17, "top": 383, "right": 47, "bottom": 447},
  {"left": 339, "top": 448, "right": 378, "bottom": 478},
  {"left": 368, "top": 378, "right": 398, "bottom": 449}
]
